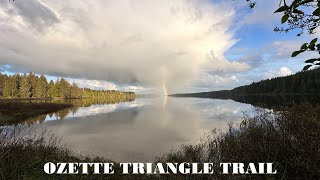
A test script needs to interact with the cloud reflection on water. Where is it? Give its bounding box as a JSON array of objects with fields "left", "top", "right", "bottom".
[{"left": 36, "top": 97, "right": 254, "bottom": 161}]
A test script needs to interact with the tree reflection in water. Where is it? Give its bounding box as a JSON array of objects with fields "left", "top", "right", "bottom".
[{"left": 22, "top": 97, "right": 135, "bottom": 126}]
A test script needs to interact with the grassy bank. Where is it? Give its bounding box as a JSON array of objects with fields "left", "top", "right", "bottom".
[
  {"left": 156, "top": 103, "right": 320, "bottom": 179},
  {"left": 0, "top": 104, "right": 319, "bottom": 179},
  {"left": 0, "top": 101, "right": 73, "bottom": 125},
  {"left": 0, "top": 126, "right": 154, "bottom": 180}
]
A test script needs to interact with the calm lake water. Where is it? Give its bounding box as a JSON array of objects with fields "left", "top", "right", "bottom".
[{"left": 24, "top": 97, "right": 256, "bottom": 162}]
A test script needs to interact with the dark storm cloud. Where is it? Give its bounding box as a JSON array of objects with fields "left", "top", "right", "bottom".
[{"left": 1, "top": 0, "right": 59, "bottom": 31}]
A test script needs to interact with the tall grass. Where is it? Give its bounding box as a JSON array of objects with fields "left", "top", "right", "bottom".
[
  {"left": 0, "top": 126, "right": 119, "bottom": 179},
  {"left": 0, "top": 125, "right": 159, "bottom": 179},
  {"left": 156, "top": 103, "right": 320, "bottom": 179}
]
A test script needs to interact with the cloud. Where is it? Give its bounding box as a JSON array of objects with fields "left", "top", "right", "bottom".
[
  {"left": 264, "top": 67, "right": 293, "bottom": 79},
  {"left": 67, "top": 79, "right": 118, "bottom": 90},
  {"left": 0, "top": 0, "right": 249, "bottom": 92},
  {"left": 228, "top": 39, "right": 309, "bottom": 70},
  {"left": 237, "top": 54, "right": 264, "bottom": 68},
  {"left": 268, "top": 41, "right": 302, "bottom": 60},
  {"left": 0, "top": 0, "right": 59, "bottom": 31},
  {"left": 67, "top": 78, "right": 148, "bottom": 93},
  {"left": 242, "top": 0, "right": 281, "bottom": 27},
  {"left": 190, "top": 71, "right": 240, "bottom": 91}
]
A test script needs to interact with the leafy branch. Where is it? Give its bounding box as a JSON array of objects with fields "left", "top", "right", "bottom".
[
  {"left": 273, "top": 0, "right": 320, "bottom": 70},
  {"left": 243, "top": 0, "right": 320, "bottom": 70}
]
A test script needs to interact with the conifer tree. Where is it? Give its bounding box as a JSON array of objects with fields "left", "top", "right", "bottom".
[
  {"left": 28, "top": 72, "right": 37, "bottom": 98},
  {"left": 7, "top": 74, "right": 20, "bottom": 98},
  {"left": 2, "top": 75, "right": 10, "bottom": 98},
  {"left": 35, "top": 75, "right": 48, "bottom": 98},
  {"left": 0, "top": 74, "right": 7, "bottom": 97},
  {"left": 0, "top": 72, "right": 135, "bottom": 100},
  {"left": 70, "top": 82, "right": 81, "bottom": 98},
  {"left": 47, "top": 80, "right": 57, "bottom": 98},
  {"left": 57, "top": 78, "right": 70, "bottom": 98},
  {"left": 19, "top": 74, "right": 31, "bottom": 98}
]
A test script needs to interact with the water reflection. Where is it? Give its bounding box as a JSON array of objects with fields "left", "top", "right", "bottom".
[
  {"left": 44, "top": 102, "right": 143, "bottom": 121},
  {"left": 179, "top": 94, "right": 320, "bottom": 109},
  {"left": 21, "top": 98, "right": 136, "bottom": 125},
  {"left": 31, "top": 97, "right": 254, "bottom": 161}
]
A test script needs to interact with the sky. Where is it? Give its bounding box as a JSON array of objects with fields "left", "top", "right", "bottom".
[{"left": 0, "top": 0, "right": 316, "bottom": 94}]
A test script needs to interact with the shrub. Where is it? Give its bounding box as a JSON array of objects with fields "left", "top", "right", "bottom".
[{"left": 157, "top": 104, "right": 320, "bottom": 179}]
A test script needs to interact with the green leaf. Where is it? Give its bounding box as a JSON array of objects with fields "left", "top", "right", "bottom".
[
  {"left": 249, "top": 2, "right": 256, "bottom": 9},
  {"left": 301, "top": 0, "right": 315, "bottom": 5},
  {"left": 305, "top": 58, "right": 318, "bottom": 63},
  {"left": 291, "top": 0, "right": 301, "bottom": 9},
  {"left": 293, "top": 9, "right": 304, "bottom": 14},
  {"left": 274, "top": 6, "right": 290, "bottom": 13},
  {"left": 291, "top": 0, "right": 300, "bottom": 7},
  {"left": 281, "top": 15, "right": 289, "bottom": 24},
  {"left": 310, "top": 38, "right": 318, "bottom": 45},
  {"left": 303, "top": 65, "right": 312, "bottom": 71},
  {"left": 301, "top": 43, "right": 308, "bottom": 50},
  {"left": 292, "top": 51, "right": 302, "bottom": 57},
  {"left": 310, "top": 44, "right": 316, "bottom": 50},
  {"left": 313, "top": 8, "right": 320, "bottom": 16}
]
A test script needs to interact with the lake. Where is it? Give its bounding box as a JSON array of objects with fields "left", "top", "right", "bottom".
[{"left": 16, "top": 97, "right": 256, "bottom": 162}]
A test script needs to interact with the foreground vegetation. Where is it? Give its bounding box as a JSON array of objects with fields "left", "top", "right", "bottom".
[
  {"left": 0, "top": 127, "right": 117, "bottom": 180},
  {"left": 0, "top": 126, "right": 156, "bottom": 180},
  {"left": 157, "top": 103, "right": 320, "bottom": 179},
  {"left": 0, "top": 103, "right": 319, "bottom": 179}
]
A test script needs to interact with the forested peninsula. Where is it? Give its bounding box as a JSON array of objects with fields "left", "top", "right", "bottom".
[
  {"left": 0, "top": 72, "right": 135, "bottom": 99},
  {"left": 0, "top": 72, "right": 135, "bottom": 124},
  {"left": 171, "top": 68, "right": 320, "bottom": 106}
]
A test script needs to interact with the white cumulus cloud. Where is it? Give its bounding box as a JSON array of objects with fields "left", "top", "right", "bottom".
[
  {"left": 0, "top": 0, "right": 249, "bottom": 93},
  {"left": 264, "top": 67, "right": 293, "bottom": 79}
]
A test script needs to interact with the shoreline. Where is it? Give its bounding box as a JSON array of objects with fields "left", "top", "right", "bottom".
[
  {"left": 0, "top": 101, "right": 74, "bottom": 125},
  {"left": 0, "top": 97, "right": 91, "bottom": 101}
]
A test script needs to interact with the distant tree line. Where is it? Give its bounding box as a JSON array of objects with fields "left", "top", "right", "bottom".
[
  {"left": 172, "top": 67, "right": 320, "bottom": 99},
  {"left": 0, "top": 72, "right": 135, "bottom": 99},
  {"left": 232, "top": 67, "right": 320, "bottom": 95}
]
